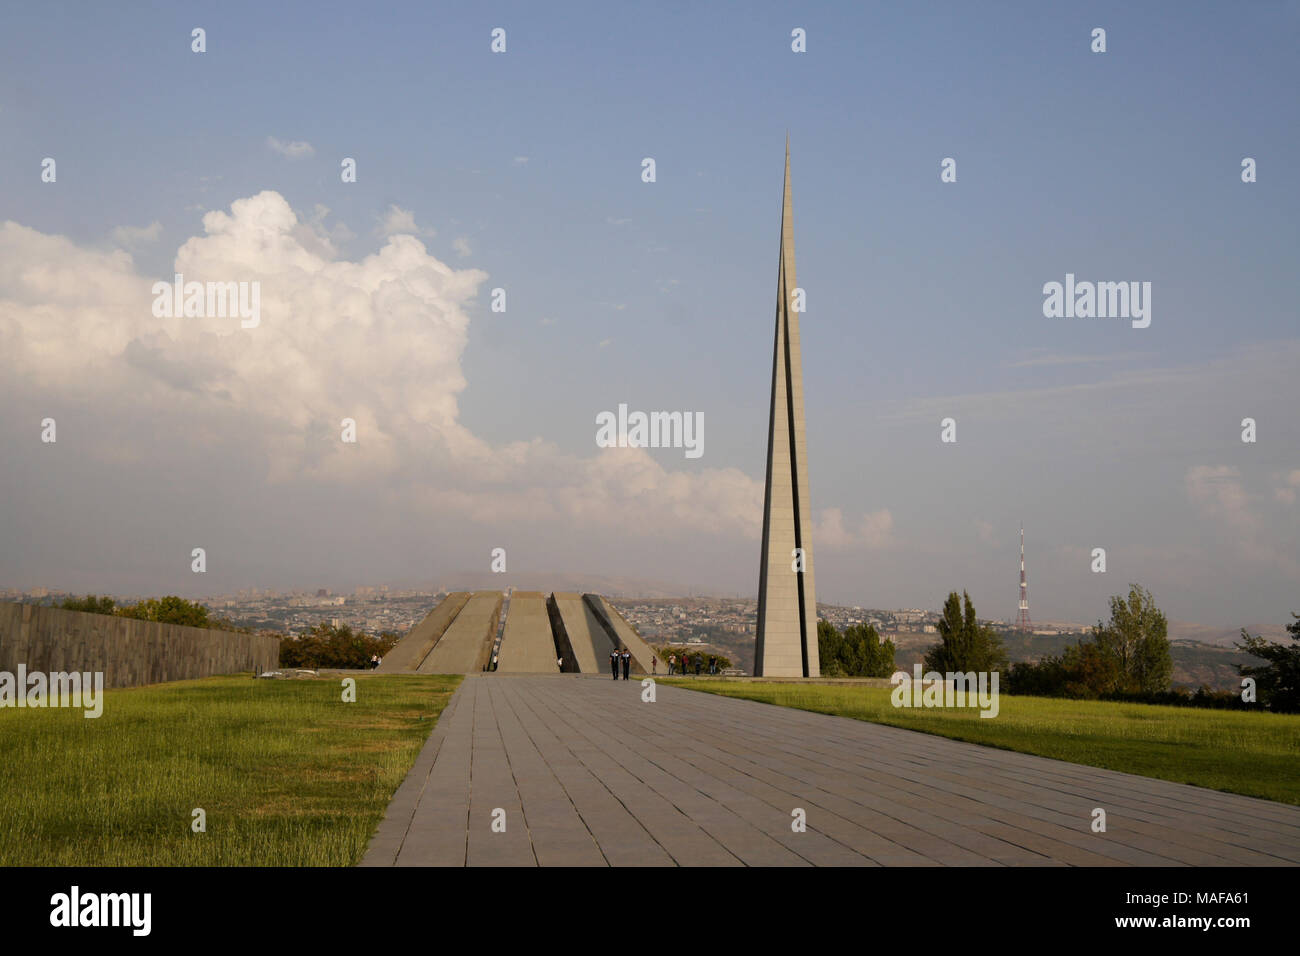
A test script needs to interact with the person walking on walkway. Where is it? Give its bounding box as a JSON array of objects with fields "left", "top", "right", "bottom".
[
  {"left": 652, "top": 655, "right": 658, "bottom": 676},
  {"left": 610, "top": 647, "right": 620, "bottom": 680},
  {"left": 681, "top": 652, "right": 690, "bottom": 676},
  {"left": 668, "top": 654, "right": 676, "bottom": 675},
  {"left": 695, "top": 656, "right": 702, "bottom": 676},
  {"left": 621, "top": 648, "right": 631, "bottom": 680}
]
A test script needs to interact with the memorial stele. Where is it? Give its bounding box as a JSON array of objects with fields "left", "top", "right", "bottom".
[{"left": 755, "top": 139, "right": 819, "bottom": 678}]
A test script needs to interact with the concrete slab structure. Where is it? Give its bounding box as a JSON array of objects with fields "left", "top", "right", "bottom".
[
  {"left": 363, "top": 675, "right": 1300, "bottom": 867},
  {"left": 417, "top": 591, "right": 501, "bottom": 674},
  {"left": 375, "top": 592, "right": 471, "bottom": 673},
  {"left": 496, "top": 591, "right": 560, "bottom": 673},
  {"left": 364, "top": 589, "right": 663, "bottom": 677},
  {"left": 756, "top": 140, "right": 818, "bottom": 678},
  {"left": 583, "top": 594, "right": 657, "bottom": 676},
  {"left": 549, "top": 592, "right": 616, "bottom": 674}
]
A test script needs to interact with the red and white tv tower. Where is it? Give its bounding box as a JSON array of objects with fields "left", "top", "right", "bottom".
[{"left": 1015, "top": 523, "right": 1032, "bottom": 632}]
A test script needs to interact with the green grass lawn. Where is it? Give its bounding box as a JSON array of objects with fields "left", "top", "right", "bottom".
[
  {"left": 663, "top": 679, "right": 1300, "bottom": 806},
  {"left": 0, "top": 673, "right": 459, "bottom": 866}
]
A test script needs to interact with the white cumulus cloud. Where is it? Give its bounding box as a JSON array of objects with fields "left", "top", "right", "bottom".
[{"left": 0, "top": 192, "right": 770, "bottom": 545}]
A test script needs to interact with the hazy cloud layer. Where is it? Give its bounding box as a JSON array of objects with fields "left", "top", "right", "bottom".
[
  {"left": 266, "top": 136, "right": 314, "bottom": 159},
  {"left": 110, "top": 221, "right": 163, "bottom": 247}
]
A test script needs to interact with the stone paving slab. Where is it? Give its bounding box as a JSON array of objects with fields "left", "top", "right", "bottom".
[{"left": 362, "top": 674, "right": 1300, "bottom": 867}]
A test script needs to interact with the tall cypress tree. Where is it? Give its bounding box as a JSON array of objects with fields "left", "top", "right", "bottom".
[{"left": 924, "top": 591, "right": 1007, "bottom": 674}]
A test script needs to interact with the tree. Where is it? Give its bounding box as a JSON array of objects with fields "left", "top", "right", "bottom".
[
  {"left": 923, "top": 591, "right": 1007, "bottom": 674},
  {"left": 1006, "top": 656, "right": 1064, "bottom": 696},
  {"left": 61, "top": 594, "right": 117, "bottom": 615},
  {"left": 63, "top": 594, "right": 253, "bottom": 631},
  {"left": 1093, "top": 584, "right": 1171, "bottom": 694},
  {"left": 846, "top": 622, "right": 895, "bottom": 677},
  {"left": 817, "top": 620, "right": 846, "bottom": 677},
  {"left": 1060, "top": 638, "right": 1123, "bottom": 698},
  {"left": 280, "top": 622, "right": 400, "bottom": 669},
  {"left": 1008, "top": 639, "right": 1122, "bottom": 698},
  {"left": 1238, "top": 613, "right": 1300, "bottom": 712},
  {"left": 818, "top": 620, "right": 895, "bottom": 678},
  {"left": 208, "top": 615, "right": 253, "bottom": 634},
  {"left": 116, "top": 596, "right": 211, "bottom": 628}
]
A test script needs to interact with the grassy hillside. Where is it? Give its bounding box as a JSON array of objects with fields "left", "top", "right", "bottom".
[
  {"left": 0, "top": 673, "right": 458, "bottom": 866},
  {"left": 666, "top": 679, "right": 1300, "bottom": 805}
]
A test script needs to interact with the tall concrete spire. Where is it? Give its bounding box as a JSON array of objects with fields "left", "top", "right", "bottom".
[{"left": 755, "top": 140, "right": 818, "bottom": 678}]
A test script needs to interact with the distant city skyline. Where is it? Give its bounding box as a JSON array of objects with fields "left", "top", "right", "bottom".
[
  {"left": 2, "top": 3, "right": 1297, "bottom": 632},
  {"left": 2, "top": 568, "right": 1284, "bottom": 639}
]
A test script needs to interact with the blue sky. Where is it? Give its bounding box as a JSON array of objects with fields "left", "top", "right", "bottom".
[{"left": 2, "top": 1, "right": 1297, "bottom": 629}]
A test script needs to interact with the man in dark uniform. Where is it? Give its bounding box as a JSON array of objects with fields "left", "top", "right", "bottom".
[
  {"left": 610, "top": 647, "right": 620, "bottom": 679},
  {"left": 621, "top": 648, "right": 631, "bottom": 680}
]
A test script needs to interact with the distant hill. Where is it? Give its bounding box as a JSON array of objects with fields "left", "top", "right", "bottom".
[
  {"left": 1166, "top": 620, "right": 1286, "bottom": 648},
  {"left": 432, "top": 573, "right": 693, "bottom": 598}
]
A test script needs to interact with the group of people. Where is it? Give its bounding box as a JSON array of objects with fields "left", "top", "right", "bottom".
[
  {"left": 666, "top": 653, "right": 720, "bottom": 676},
  {"left": 609, "top": 647, "right": 633, "bottom": 680}
]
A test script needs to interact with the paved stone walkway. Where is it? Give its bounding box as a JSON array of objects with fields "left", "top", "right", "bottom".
[{"left": 361, "top": 674, "right": 1300, "bottom": 867}]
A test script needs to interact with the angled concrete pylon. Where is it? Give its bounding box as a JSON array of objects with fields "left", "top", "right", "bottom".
[{"left": 755, "top": 138, "right": 818, "bottom": 678}]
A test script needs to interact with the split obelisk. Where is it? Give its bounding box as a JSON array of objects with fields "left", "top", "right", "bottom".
[{"left": 755, "top": 140, "right": 818, "bottom": 678}]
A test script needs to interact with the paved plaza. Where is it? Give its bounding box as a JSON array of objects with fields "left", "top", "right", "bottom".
[{"left": 361, "top": 674, "right": 1300, "bottom": 867}]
